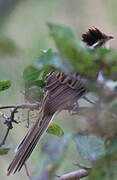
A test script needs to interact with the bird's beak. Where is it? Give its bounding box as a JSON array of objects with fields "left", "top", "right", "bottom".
[{"left": 107, "top": 35, "right": 114, "bottom": 40}]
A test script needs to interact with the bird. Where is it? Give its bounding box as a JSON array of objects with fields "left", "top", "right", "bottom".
[
  {"left": 7, "top": 27, "right": 113, "bottom": 176},
  {"left": 82, "top": 26, "right": 113, "bottom": 49},
  {"left": 82, "top": 27, "right": 113, "bottom": 83}
]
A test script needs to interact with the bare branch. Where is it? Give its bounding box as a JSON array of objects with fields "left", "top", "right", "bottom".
[
  {"left": 26, "top": 110, "right": 30, "bottom": 128},
  {"left": 0, "top": 127, "right": 10, "bottom": 147},
  {"left": 57, "top": 169, "right": 89, "bottom": 180},
  {"left": 0, "top": 102, "right": 41, "bottom": 110},
  {"left": 83, "top": 96, "right": 96, "bottom": 105},
  {"left": 0, "top": 102, "right": 41, "bottom": 146},
  {"left": 24, "top": 163, "right": 32, "bottom": 180}
]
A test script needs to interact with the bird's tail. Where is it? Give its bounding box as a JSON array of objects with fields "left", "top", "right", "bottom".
[{"left": 7, "top": 112, "right": 54, "bottom": 175}]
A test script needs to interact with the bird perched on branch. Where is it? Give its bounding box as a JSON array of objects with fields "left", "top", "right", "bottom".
[{"left": 7, "top": 27, "right": 113, "bottom": 175}]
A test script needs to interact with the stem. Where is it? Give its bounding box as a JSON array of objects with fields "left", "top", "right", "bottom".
[{"left": 57, "top": 169, "right": 89, "bottom": 180}]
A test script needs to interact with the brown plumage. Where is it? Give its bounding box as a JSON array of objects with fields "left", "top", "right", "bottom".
[{"left": 7, "top": 71, "right": 86, "bottom": 175}]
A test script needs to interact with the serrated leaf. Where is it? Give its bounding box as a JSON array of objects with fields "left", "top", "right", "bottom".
[
  {"left": 47, "top": 121, "right": 64, "bottom": 136},
  {"left": 0, "top": 147, "right": 10, "bottom": 155},
  {"left": 74, "top": 133, "right": 105, "bottom": 162},
  {"left": 0, "top": 80, "right": 11, "bottom": 91}
]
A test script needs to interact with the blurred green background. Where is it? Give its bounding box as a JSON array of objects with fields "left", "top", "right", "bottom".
[{"left": 0, "top": 0, "right": 117, "bottom": 179}]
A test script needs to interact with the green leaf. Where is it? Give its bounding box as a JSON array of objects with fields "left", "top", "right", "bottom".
[
  {"left": 47, "top": 22, "right": 98, "bottom": 78},
  {"left": 0, "top": 147, "right": 10, "bottom": 155},
  {"left": 0, "top": 80, "right": 11, "bottom": 91},
  {"left": 48, "top": 23, "right": 117, "bottom": 80},
  {"left": 23, "top": 65, "right": 42, "bottom": 86},
  {"left": 23, "top": 65, "right": 45, "bottom": 102},
  {"left": 47, "top": 121, "right": 64, "bottom": 136},
  {"left": 105, "top": 137, "right": 117, "bottom": 154},
  {"left": 88, "top": 152, "right": 117, "bottom": 180},
  {"left": 92, "top": 48, "right": 117, "bottom": 78},
  {"left": 34, "top": 48, "right": 68, "bottom": 73},
  {"left": 47, "top": 23, "right": 78, "bottom": 53},
  {"left": 47, "top": 22, "right": 81, "bottom": 61},
  {"left": 38, "top": 134, "right": 73, "bottom": 179},
  {"left": 0, "top": 37, "right": 18, "bottom": 55},
  {"left": 23, "top": 49, "right": 68, "bottom": 102},
  {"left": 26, "top": 86, "right": 44, "bottom": 102},
  {"left": 74, "top": 133, "right": 105, "bottom": 162}
]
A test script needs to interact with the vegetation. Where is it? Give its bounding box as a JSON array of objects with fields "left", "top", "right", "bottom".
[{"left": 0, "top": 1, "right": 117, "bottom": 180}]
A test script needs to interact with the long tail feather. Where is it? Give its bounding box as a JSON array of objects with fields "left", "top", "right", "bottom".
[{"left": 7, "top": 113, "right": 53, "bottom": 175}]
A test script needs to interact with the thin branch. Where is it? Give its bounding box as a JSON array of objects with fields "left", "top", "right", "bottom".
[
  {"left": 0, "top": 102, "right": 41, "bottom": 110},
  {"left": 10, "top": 107, "right": 19, "bottom": 124},
  {"left": 0, "top": 112, "right": 14, "bottom": 147},
  {"left": 57, "top": 169, "right": 89, "bottom": 180},
  {"left": 0, "top": 127, "right": 10, "bottom": 146},
  {"left": 24, "top": 163, "right": 32, "bottom": 180},
  {"left": 0, "top": 102, "right": 41, "bottom": 147},
  {"left": 26, "top": 109, "right": 30, "bottom": 128},
  {"left": 83, "top": 96, "right": 96, "bottom": 105}
]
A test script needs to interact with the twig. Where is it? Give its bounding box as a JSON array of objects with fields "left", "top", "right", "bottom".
[
  {"left": 10, "top": 107, "right": 19, "bottom": 124},
  {"left": 0, "top": 102, "right": 41, "bottom": 147},
  {"left": 0, "top": 112, "right": 13, "bottom": 147},
  {"left": 57, "top": 169, "right": 89, "bottom": 180},
  {"left": 0, "top": 127, "right": 10, "bottom": 146},
  {"left": 0, "top": 102, "right": 41, "bottom": 110},
  {"left": 26, "top": 109, "right": 30, "bottom": 128},
  {"left": 24, "top": 163, "right": 32, "bottom": 180},
  {"left": 83, "top": 96, "right": 96, "bottom": 105}
]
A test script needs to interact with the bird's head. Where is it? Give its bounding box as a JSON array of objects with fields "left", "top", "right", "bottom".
[{"left": 82, "top": 27, "right": 113, "bottom": 49}]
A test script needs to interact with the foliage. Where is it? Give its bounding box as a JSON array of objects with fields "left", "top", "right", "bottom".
[
  {"left": 0, "top": 147, "right": 10, "bottom": 155},
  {"left": 1, "top": 19, "right": 117, "bottom": 179},
  {"left": 48, "top": 22, "right": 117, "bottom": 79},
  {"left": 0, "top": 80, "right": 11, "bottom": 155},
  {"left": 88, "top": 152, "right": 117, "bottom": 180},
  {"left": 0, "top": 80, "right": 11, "bottom": 91},
  {"left": 74, "top": 133, "right": 105, "bottom": 163},
  {"left": 21, "top": 22, "right": 117, "bottom": 179},
  {"left": 25, "top": 22, "right": 117, "bottom": 179},
  {"left": 38, "top": 134, "right": 72, "bottom": 180},
  {"left": 0, "top": 37, "right": 18, "bottom": 55},
  {"left": 47, "top": 121, "right": 64, "bottom": 136}
]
